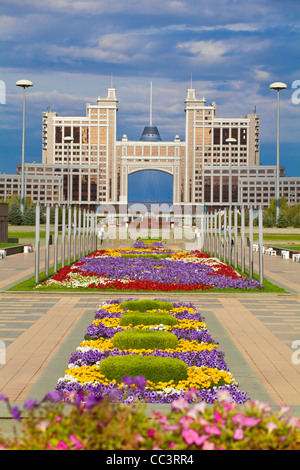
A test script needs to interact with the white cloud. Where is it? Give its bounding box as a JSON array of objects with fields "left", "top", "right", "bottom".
[
  {"left": 177, "top": 38, "right": 271, "bottom": 63},
  {"left": 177, "top": 40, "right": 230, "bottom": 63},
  {"left": 253, "top": 66, "right": 271, "bottom": 81}
]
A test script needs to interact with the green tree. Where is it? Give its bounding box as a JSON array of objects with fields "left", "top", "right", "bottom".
[
  {"left": 291, "top": 214, "right": 300, "bottom": 228},
  {"left": 23, "top": 204, "right": 36, "bottom": 226},
  {"left": 263, "top": 212, "right": 275, "bottom": 227},
  {"left": 8, "top": 198, "right": 23, "bottom": 225},
  {"left": 276, "top": 211, "right": 289, "bottom": 228}
]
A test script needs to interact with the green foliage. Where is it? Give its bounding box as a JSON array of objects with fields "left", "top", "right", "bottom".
[
  {"left": 120, "top": 311, "right": 177, "bottom": 327},
  {"left": 23, "top": 204, "right": 36, "bottom": 226},
  {"left": 263, "top": 213, "right": 275, "bottom": 228},
  {"left": 119, "top": 299, "right": 174, "bottom": 312},
  {"left": 262, "top": 197, "right": 300, "bottom": 227},
  {"left": 99, "top": 355, "right": 187, "bottom": 384},
  {"left": 112, "top": 329, "right": 178, "bottom": 350},
  {"left": 8, "top": 198, "right": 23, "bottom": 225}
]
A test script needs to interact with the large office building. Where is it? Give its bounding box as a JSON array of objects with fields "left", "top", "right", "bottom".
[{"left": 1, "top": 86, "right": 300, "bottom": 210}]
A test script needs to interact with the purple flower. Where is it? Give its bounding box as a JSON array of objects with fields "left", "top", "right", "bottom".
[
  {"left": 42, "top": 391, "right": 61, "bottom": 403},
  {"left": 11, "top": 406, "right": 21, "bottom": 421},
  {"left": 121, "top": 375, "right": 133, "bottom": 385},
  {"left": 24, "top": 399, "right": 37, "bottom": 409},
  {"left": 134, "top": 376, "right": 147, "bottom": 390}
]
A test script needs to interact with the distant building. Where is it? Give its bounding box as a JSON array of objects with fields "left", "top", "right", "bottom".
[{"left": 1, "top": 86, "right": 300, "bottom": 210}]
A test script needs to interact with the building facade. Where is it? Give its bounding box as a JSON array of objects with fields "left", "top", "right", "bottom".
[{"left": 1, "top": 85, "right": 300, "bottom": 210}]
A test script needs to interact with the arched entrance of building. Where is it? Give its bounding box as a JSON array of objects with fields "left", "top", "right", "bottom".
[
  {"left": 128, "top": 169, "right": 173, "bottom": 205},
  {"left": 127, "top": 169, "right": 174, "bottom": 231}
]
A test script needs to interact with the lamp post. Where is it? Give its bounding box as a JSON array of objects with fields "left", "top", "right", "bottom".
[
  {"left": 269, "top": 82, "right": 287, "bottom": 223},
  {"left": 63, "top": 136, "right": 73, "bottom": 206},
  {"left": 16, "top": 79, "right": 33, "bottom": 213}
]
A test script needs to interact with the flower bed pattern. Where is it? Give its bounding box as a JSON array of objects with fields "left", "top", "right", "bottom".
[
  {"left": 35, "top": 241, "right": 263, "bottom": 292},
  {"left": 56, "top": 299, "right": 249, "bottom": 405}
]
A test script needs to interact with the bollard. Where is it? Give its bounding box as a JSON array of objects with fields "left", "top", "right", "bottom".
[
  {"left": 259, "top": 205, "right": 264, "bottom": 285},
  {"left": 241, "top": 206, "right": 245, "bottom": 273},
  {"left": 234, "top": 206, "right": 238, "bottom": 269},
  {"left": 68, "top": 206, "right": 72, "bottom": 265},
  {"left": 78, "top": 207, "right": 82, "bottom": 258},
  {"left": 73, "top": 206, "right": 77, "bottom": 262},
  {"left": 35, "top": 204, "right": 40, "bottom": 284},
  {"left": 45, "top": 205, "right": 50, "bottom": 278},
  {"left": 218, "top": 211, "right": 222, "bottom": 260},
  {"left": 54, "top": 205, "right": 59, "bottom": 273},
  {"left": 249, "top": 206, "right": 253, "bottom": 278},
  {"left": 228, "top": 207, "right": 232, "bottom": 266},
  {"left": 62, "top": 205, "right": 66, "bottom": 268}
]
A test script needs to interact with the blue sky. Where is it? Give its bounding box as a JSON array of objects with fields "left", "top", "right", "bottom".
[{"left": 1, "top": 0, "right": 300, "bottom": 183}]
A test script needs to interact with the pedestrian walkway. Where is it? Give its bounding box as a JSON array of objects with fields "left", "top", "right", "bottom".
[{"left": 0, "top": 242, "right": 300, "bottom": 438}]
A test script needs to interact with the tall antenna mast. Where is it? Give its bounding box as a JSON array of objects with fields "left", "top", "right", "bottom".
[{"left": 150, "top": 81, "right": 152, "bottom": 126}]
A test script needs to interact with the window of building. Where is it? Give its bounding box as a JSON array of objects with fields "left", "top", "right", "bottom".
[{"left": 55, "top": 126, "right": 62, "bottom": 143}]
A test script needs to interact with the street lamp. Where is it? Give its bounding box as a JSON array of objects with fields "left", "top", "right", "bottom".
[
  {"left": 225, "top": 137, "right": 237, "bottom": 207},
  {"left": 16, "top": 79, "right": 33, "bottom": 213},
  {"left": 63, "top": 136, "right": 73, "bottom": 206},
  {"left": 269, "top": 81, "right": 287, "bottom": 223}
]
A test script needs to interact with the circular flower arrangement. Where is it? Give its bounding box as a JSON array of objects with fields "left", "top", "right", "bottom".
[
  {"left": 56, "top": 299, "right": 249, "bottom": 405},
  {"left": 35, "top": 241, "right": 263, "bottom": 292}
]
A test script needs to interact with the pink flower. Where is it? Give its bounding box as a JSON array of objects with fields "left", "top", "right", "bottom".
[
  {"left": 148, "top": 429, "right": 155, "bottom": 438},
  {"left": 181, "top": 428, "right": 199, "bottom": 446},
  {"left": 233, "top": 429, "right": 244, "bottom": 441},
  {"left": 202, "top": 440, "right": 215, "bottom": 450},
  {"left": 163, "top": 424, "right": 180, "bottom": 432},
  {"left": 57, "top": 440, "right": 69, "bottom": 450},
  {"left": 69, "top": 434, "right": 84, "bottom": 450},
  {"left": 204, "top": 425, "right": 222, "bottom": 436},
  {"left": 171, "top": 397, "right": 189, "bottom": 412},
  {"left": 231, "top": 413, "right": 261, "bottom": 428},
  {"left": 179, "top": 415, "right": 194, "bottom": 428},
  {"left": 214, "top": 410, "right": 225, "bottom": 424},
  {"left": 195, "top": 434, "right": 210, "bottom": 446}
]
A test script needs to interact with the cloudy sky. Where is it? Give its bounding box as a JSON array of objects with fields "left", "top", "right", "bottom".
[{"left": 1, "top": 0, "right": 300, "bottom": 180}]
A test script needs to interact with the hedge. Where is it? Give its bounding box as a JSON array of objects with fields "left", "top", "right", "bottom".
[
  {"left": 99, "top": 355, "right": 188, "bottom": 384},
  {"left": 120, "top": 311, "right": 177, "bottom": 327},
  {"left": 112, "top": 329, "right": 178, "bottom": 350}
]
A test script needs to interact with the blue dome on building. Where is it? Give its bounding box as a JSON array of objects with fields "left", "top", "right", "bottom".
[{"left": 140, "top": 125, "right": 162, "bottom": 141}]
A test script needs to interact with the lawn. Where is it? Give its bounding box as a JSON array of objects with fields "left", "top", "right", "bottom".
[{"left": 0, "top": 242, "right": 22, "bottom": 248}]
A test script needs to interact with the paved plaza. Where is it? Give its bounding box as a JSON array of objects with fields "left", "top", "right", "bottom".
[{"left": 0, "top": 240, "right": 300, "bottom": 436}]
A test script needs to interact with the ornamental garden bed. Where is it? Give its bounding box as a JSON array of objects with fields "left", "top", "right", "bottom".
[
  {"left": 55, "top": 299, "right": 249, "bottom": 405},
  {"left": 33, "top": 240, "right": 266, "bottom": 293}
]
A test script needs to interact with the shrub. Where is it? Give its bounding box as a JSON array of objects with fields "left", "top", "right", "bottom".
[
  {"left": 120, "top": 311, "right": 177, "bottom": 327},
  {"left": 99, "top": 355, "right": 188, "bottom": 384},
  {"left": 119, "top": 299, "right": 173, "bottom": 312},
  {"left": 112, "top": 329, "right": 178, "bottom": 350}
]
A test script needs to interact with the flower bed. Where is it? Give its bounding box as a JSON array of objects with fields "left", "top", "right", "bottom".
[
  {"left": 56, "top": 299, "right": 249, "bottom": 405},
  {"left": 35, "top": 241, "right": 263, "bottom": 292},
  {"left": 1, "top": 391, "right": 300, "bottom": 450}
]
